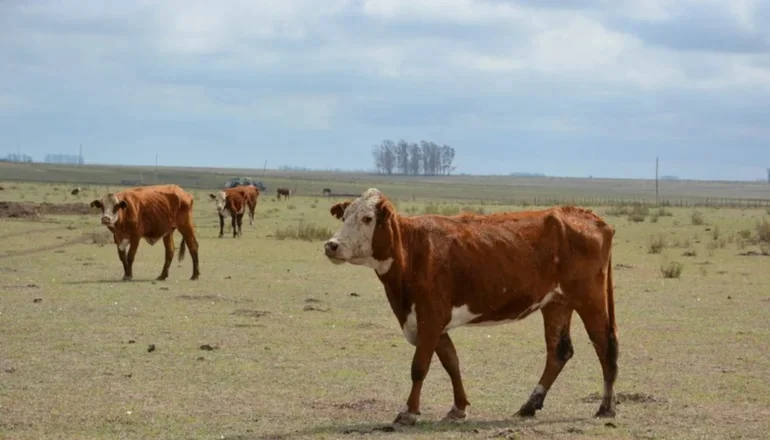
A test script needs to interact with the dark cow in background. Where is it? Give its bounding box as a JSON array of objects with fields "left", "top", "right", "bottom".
[
  {"left": 276, "top": 187, "right": 291, "bottom": 200},
  {"left": 323, "top": 188, "right": 618, "bottom": 426},
  {"left": 209, "top": 187, "right": 248, "bottom": 238},
  {"left": 71, "top": 187, "right": 81, "bottom": 196},
  {"left": 90, "top": 184, "right": 200, "bottom": 281},
  {"left": 322, "top": 188, "right": 332, "bottom": 197}
]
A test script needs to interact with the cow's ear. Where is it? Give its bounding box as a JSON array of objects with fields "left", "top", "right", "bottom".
[
  {"left": 209, "top": 194, "right": 216, "bottom": 200},
  {"left": 117, "top": 200, "right": 128, "bottom": 209},
  {"left": 376, "top": 198, "right": 395, "bottom": 223},
  {"left": 90, "top": 200, "right": 102, "bottom": 209},
  {"left": 330, "top": 201, "right": 351, "bottom": 220}
]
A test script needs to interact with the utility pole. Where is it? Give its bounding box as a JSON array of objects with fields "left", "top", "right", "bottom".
[{"left": 655, "top": 157, "right": 659, "bottom": 205}]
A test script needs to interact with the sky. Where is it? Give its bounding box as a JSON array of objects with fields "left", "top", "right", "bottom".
[{"left": 1, "top": 0, "right": 770, "bottom": 181}]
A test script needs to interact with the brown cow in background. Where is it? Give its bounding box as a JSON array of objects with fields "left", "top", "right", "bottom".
[
  {"left": 90, "top": 184, "right": 200, "bottom": 281},
  {"left": 236, "top": 185, "right": 260, "bottom": 226},
  {"left": 323, "top": 188, "right": 618, "bottom": 426}
]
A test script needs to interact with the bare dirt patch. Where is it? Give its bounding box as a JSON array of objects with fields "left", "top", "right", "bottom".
[
  {"left": 0, "top": 201, "right": 92, "bottom": 219},
  {"left": 231, "top": 309, "right": 269, "bottom": 318}
]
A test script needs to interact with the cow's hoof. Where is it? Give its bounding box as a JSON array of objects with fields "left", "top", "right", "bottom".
[
  {"left": 517, "top": 405, "right": 537, "bottom": 418},
  {"left": 122, "top": 276, "right": 132, "bottom": 281},
  {"left": 156, "top": 275, "right": 167, "bottom": 281},
  {"left": 439, "top": 406, "right": 467, "bottom": 424},
  {"left": 190, "top": 274, "right": 200, "bottom": 281},
  {"left": 392, "top": 411, "right": 418, "bottom": 426},
  {"left": 595, "top": 405, "right": 616, "bottom": 418}
]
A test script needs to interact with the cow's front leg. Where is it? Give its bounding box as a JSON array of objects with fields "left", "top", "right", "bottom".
[
  {"left": 117, "top": 247, "right": 128, "bottom": 276},
  {"left": 236, "top": 213, "right": 244, "bottom": 236},
  {"left": 218, "top": 214, "right": 224, "bottom": 238},
  {"left": 231, "top": 213, "right": 238, "bottom": 238},
  {"left": 435, "top": 333, "right": 470, "bottom": 423},
  {"left": 123, "top": 237, "right": 140, "bottom": 281},
  {"left": 393, "top": 324, "right": 442, "bottom": 426}
]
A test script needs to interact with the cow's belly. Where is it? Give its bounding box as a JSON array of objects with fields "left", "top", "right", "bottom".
[{"left": 443, "top": 289, "right": 563, "bottom": 333}]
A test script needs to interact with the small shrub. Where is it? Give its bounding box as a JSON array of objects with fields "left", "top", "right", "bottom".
[
  {"left": 628, "top": 213, "right": 646, "bottom": 223},
  {"left": 648, "top": 235, "right": 666, "bottom": 254},
  {"left": 682, "top": 249, "right": 697, "bottom": 257},
  {"left": 711, "top": 226, "right": 720, "bottom": 240},
  {"left": 286, "top": 203, "right": 296, "bottom": 210},
  {"left": 756, "top": 219, "right": 770, "bottom": 242},
  {"left": 649, "top": 214, "right": 659, "bottom": 223},
  {"left": 274, "top": 220, "right": 332, "bottom": 242},
  {"left": 738, "top": 228, "right": 752, "bottom": 240},
  {"left": 440, "top": 205, "right": 460, "bottom": 216},
  {"left": 462, "top": 206, "right": 486, "bottom": 215},
  {"left": 310, "top": 203, "right": 317, "bottom": 209},
  {"left": 761, "top": 243, "right": 770, "bottom": 256},
  {"left": 85, "top": 230, "right": 113, "bottom": 245},
  {"left": 656, "top": 208, "right": 673, "bottom": 217},
  {"left": 691, "top": 210, "right": 705, "bottom": 225},
  {"left": 660, "top": 261, "right": 684, "bottom": 279},
  {"left": 605, "top": 205, "right": 629, "bottom": 217}
]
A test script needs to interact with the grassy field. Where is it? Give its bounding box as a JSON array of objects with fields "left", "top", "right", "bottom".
[{"left": 1, "top": 178, "right": 770, "bottom": 440}]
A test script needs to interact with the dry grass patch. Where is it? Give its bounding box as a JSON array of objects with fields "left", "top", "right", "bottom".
[{"left": 274, "top": 220, "right": 332, "bottom": 241}]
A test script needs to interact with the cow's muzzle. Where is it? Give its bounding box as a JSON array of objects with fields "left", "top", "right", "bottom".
[
  {"left": 100, "top": 216, "right": 112, "bottom": 225},
  {"left": 324, "top": 240, "right": 345, "bottom": 264}
]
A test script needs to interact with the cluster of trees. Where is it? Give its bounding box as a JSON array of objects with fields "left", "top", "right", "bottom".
[
  {"left": 2, "top": 153, "right": 34, "bottom": 163},
  {"left": 44, "top": 153, "right": 85, "bottom": 165},
  {"left": 372, "top": 140, "right": 456, "bottom": 176}
]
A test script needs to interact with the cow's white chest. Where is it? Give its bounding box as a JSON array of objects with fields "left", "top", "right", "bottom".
[
  {"left": 118, "top": 239, "right": 130, "bottom": 251},
  {"left": 402, "top": 304, "right": 418, "bottom": 346}
]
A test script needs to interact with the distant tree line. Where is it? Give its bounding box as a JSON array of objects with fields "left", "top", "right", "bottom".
[
  {"left": 372, "top": 139, "right": 456, "bottom": 175},
  {"left": 2, "top": 153, "right": 34, "bottom": 163},
  {"left": 44, "top": 153, "right": 85, "bottom": 165}
]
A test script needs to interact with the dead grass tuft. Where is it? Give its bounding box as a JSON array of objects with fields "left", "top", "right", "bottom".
[
  {"left": 661, "top": 261, "right": 684, "bottom": 278},
  {"left": 274, "top": 220, "right": 332, "bottom": 241}
]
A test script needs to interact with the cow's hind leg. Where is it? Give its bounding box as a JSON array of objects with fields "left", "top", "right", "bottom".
[
  {"left": 178, "top": 227, "right": 200, "bottom": 280},
  {"left": 574, "top": 283, "right": 618, "bottom": 417},
  {"left": 436, "top": 333, "right": 470, "bottom": 423},
  {"left": 518, "top": 300, "right": 574, "bottom": 417},
  {"left": 157, "top": 233, "right": 175, "bottom": 280}
]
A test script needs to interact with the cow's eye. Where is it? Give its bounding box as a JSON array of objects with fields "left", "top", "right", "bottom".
[{"left": 362, "top": 215, "right": 372, "bottom": 224}]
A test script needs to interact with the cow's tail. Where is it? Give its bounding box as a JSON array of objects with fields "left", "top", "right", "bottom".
[
  {"left": 178, "top": 195, "right": 194, "bottom": 263},
  {"left": 605, "top": 251, "right": 619, "bottom": 381},
  {"left": 607, "top": 253, "right": 616, "bottom": 334},
  {"left": 178, "top": 236, "right": 187, "bottom": 263}
]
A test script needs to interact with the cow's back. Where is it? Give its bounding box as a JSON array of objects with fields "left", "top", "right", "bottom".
[
  {"left": 120, "top": 185, "right": 193, "bottom": 237},
  {"left": 404, "top": 206, "right": 612, "bottom": 307}
]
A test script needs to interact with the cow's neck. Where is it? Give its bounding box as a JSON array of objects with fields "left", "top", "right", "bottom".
[{"left": 375, "top": 214, "right": 414, "bottom": 325}]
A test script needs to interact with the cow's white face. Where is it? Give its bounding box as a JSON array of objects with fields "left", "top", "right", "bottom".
[
  {"left": 90, "top": 193, "right": 126, "bottom": 226},
  {"left": 210, "top": 191, "right": 227, "bottom": 213},
  {"left": 324, "top": 188, "right": 392, "bottom": 272}
]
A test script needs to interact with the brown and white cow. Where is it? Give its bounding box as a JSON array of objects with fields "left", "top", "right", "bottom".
[
  {"left": 276, "top": 187, "right": 291, "bottom": 200},
  {"left": 209, "top": 187, "right": 248, "bottom": 238},
  {"left": 90, "top": 184, "right": 200, "bottom": 281},
  {"left": 323, "top": 188, "right": 618, "bottom": 426}
]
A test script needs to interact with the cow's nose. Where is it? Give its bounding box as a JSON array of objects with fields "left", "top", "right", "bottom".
[
  {"left": 324, "top": 240, "right": 338, "bottom": 256},
  {"left": 100, "top": 216, "right": 110, "bottom": 224}
]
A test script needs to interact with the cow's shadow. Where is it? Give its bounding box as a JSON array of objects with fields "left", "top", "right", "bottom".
[
  {"left": 226, "top": 416, "right": 594, "bottom": 440},
  {"left": 60, "top": 278, "right": 159, "bottom": 285}
]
